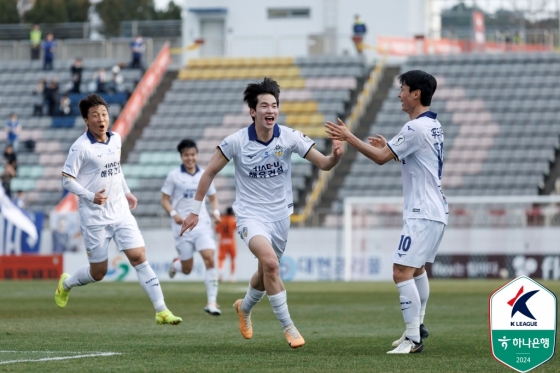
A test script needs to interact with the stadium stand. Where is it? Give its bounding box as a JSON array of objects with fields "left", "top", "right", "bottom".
[
  {"left": 325, "top": 52, "right": 560, "bottom": 225},
  {"left": 0, "top": 59, "right": 142, "bottom": 214},
  {"left": 124, "top": 56, "right": 367, "bottom": 227}
]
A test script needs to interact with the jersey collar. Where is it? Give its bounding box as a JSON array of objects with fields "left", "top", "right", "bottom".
[
  {"left": 248, "top": 122, "right": 280, "bottom": 146},
  {"left": 86, "top": 129, "right": 113, "bottom": 145},
  {"left": 181, "top": 164, "right": 200, "bottom": 175},
  {"left": 416, "top": 111, "right": 437, "bottom": 119}
]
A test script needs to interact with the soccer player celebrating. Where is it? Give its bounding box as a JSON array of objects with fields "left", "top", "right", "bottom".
[
  {"left": 161, "top": 139, "right": 222, "bottom": 316},
  {"left": 180, "top": 77, "right": 343, "bottom": 348},
  {"left": 215, "top": 207, "right": 237, "bottom": 283},
  {"left": 325, "top": 70, "right": 447, "bottom": 354},
  {"left": 56, "top": 93, "right": 182, "bottom": 326}
]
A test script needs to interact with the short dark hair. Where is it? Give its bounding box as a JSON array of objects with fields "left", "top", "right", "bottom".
[
  {"left": 243, "top": 77, "right": 280, "bottom": 120},
  {"left": 177, "top": 139, "right": 198, "bottom": 153},
  {"left": 398, "top": 70, "right": 437, "bottom": 106},
  {"left": 79, "top": 93, "right": 109, "bottom": 119},
  {"left": 226, "top": 207, "right": 234, "bottom": 215}
]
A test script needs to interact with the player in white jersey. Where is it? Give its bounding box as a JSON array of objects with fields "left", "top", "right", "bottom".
[
  {"left": 55, "top": 93, "right": 182, "bottom": 325},
  {"left": 180, "top": 77, "right": 343, "bottom": 348},
  {"left": 325, "top": 70, "right": 447, "bottom": 354},
  {"left": 161, "top": 139, "right": 222, "bottom": 316}
]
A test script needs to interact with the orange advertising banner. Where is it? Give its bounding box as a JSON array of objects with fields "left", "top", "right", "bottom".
[{"left": 0, "top": 255, "right": 63, "bottom": 280}]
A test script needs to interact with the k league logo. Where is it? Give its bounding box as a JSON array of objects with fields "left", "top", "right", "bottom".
[{"left": 489, "top": 276, "right": 557, "bottom": 373}]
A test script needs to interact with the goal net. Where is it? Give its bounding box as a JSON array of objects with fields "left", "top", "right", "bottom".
[{"left": 342, "top": 196, "right": 560, "bottom": 282}]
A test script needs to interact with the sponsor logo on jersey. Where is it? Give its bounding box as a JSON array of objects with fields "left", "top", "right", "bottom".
[
  {"left": 300, "top": 131, "right": 312, "bottom": 142},
  {"left": 261, "top": 151, "right": 270, "bottom": 160},
  {"left": 393, "top": 135, "right": 405, "bottom": 146},
  {"left": 413, "top": 208, "right": 420, "bottom": 212},
  {"left": 274, "top": 145, "right": 284, "bottom": 157}
]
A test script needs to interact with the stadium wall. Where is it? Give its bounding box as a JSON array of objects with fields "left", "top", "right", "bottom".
[
  {"left": 181, "top": 0, "right": 433, "bottom": 58},
  {"left": 32, "top": 228, "right": 560, "bottom": 282}
]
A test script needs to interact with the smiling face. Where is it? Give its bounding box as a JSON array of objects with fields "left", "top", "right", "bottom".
[
  {"left": 250, "top": 93, "right": 278, "bottom": 132},
  {"left": 84, "top": 105, "right": 109, "bottom": 141},
  {"left": 180, "top": 146, "right": 198, "bottom": 171},
  {"left": 398, "top": 83, "right": 420, "bottom": 115}
]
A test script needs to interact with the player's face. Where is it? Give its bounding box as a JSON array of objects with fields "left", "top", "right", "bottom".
[
  {"left": 180, "top": 147, "right": 198, "bottom": 170},
  {"left": 251, "top": 94, "right": 278, "bottom": 130},
  {"left": 398, "top": 84, "right": 418, "bottom": 114},
  {"left": 85, "top": 105, "right": 110, "bottom": 140}
]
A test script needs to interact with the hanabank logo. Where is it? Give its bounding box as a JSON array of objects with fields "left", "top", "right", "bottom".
[{"left": 508, "top": 286, "right": 539, "bottom": 326}]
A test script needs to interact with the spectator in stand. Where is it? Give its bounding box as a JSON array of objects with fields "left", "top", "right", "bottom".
[
  {"left": 107, "top": 65, "right": 125, "bottom": 94},
  {"left": 30, "top": 24, "right": 42, "bottom": 62},
  {"left": 6, "top": 113, "right": 21, "bottom": 154},
  {"left": 4, "top": 145, "right": 17, "bottom": 171},
  {"left": 42, "top": 33, "right": 56, "bottom": 71},
  {"left": 14, "top": 190, "right": 26, "bottom": 209},
  {"left": 2, "top": 145, "right": 17, "bottom": 198},
  {"left": 33, "top": 79, "right": 46, "bottom": 116},
  {"left": 59, "top": 94, "right": 72, "bottom": 116},
  {"left": 352, "top": 15, "right": 367, "bottom": 55},
  {"left": 70, "top": 58, "right": 83, "bottom": 93},
  {"left": 130, "top": 35, "right": 146, "bottom": 70},
  {"left": 45, "top": 78, "right": 60, "bottom": 116},
  {"left": 94, "top": 68, "right": 107, "bottom": 93}
]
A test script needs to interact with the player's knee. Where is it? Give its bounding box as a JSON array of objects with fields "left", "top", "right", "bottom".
[
  {"left": 204, "top": 257, "right": 215, "bottom": 269},
  {"left": 261, "top": 257, "right": 279, "bottom": 277},
  {"left": 90, "top": 269, "right": 106, "bottom": 281}
]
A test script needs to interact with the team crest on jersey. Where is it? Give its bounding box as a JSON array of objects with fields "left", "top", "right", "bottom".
[
  {"left": 274, "top": 145, "right": 284, "bottom": 157},
  {"left": 393, "top": 135, "right": 405, "bottom": 146}
]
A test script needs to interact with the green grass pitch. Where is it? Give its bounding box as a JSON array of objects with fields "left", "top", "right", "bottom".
[{"left": 0, "top": 280, "right": 558, "bottom": 372}]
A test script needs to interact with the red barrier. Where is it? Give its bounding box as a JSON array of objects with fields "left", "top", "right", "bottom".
[
  {"left": 0, "top": 255, "right": 63, "bottom": 279},
  {"left": 112, "top": 42, "right": 170, "bottom": 139}
]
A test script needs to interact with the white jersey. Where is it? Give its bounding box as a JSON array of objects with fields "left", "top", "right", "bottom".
[
  {"left": 62, "top": 130, "right": 130, "bottom": 226},
  {"left": 387, "top": 111, "right": 448, "bottom": 225},
  {"left": 161, "top": 165, "right": 216, "bottom": 235},
  {"left": 218, "top": 123, "right": 315, "bottom": 222}
]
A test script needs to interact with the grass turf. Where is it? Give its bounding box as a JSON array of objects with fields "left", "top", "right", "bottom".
[{"left": 0, "top": 280, "right": 558, "bottom": 372}]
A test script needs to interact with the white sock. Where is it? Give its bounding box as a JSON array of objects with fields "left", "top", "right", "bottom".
[
  {"left": 397, "top": 279, "right": 421, "bottom": 343},
  {"left": 64, "top": 265, "right": 96, "bottom": 290},
  {"left": 205, "top": 268, "right": 218, "bottom": 304},
  {"left": 268, "top": 290, "right": 293, "bottom": 328},
  {"left": 134, "top": 261, "right": 167, "bottom": 312},
  {"left": 241, "top": 285, "right": 265, "bottom": 314},
  {"left": 173, "top": 260, "right": 182, "bottom": 273},
  {"left": 414, "top": 272, "right": 430, "bottom": 325}
]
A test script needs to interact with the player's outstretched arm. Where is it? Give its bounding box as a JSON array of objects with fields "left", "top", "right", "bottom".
[
  {"left": 324, "top": 118, "right": 394, "bottom": 165},
  {"left": 305, "top": 139, "right": 343, "bottom": 171},
  {"left": 180, "top": 150, "right": 228, "bottom": 236}
]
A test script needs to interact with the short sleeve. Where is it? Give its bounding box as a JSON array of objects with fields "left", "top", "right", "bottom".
[
  {"left": 206, "top": 181, "right": 217, "bottom": 197},
  {"left": 160, "top": 172, "right": 175, "bottom": 196},
  {"left": 217, "top": 133, "right": 240, "bottom": 161},
  {"left": 290, "top": 130, "right": 316, "bottom": 158},
  {"left": 62, "top": 147, "right": 84, "bottom": 179},
  {"left": 387, "top": 123, "right": 421, "bottom": 161}
]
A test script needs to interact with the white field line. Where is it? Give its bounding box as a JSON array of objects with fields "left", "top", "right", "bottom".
[{"left": 0, "top": 352, "right": 121, "bottom": 365}]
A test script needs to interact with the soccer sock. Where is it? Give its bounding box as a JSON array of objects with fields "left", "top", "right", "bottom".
[
  {"left": 241, "top": 285, "right": 265, "bottom": 314},
  {"left": 134, "top": 261, "right": 167, "bottom": 313},
  {"left": 64, "top": 265, "right": 95, "bottom": 290},
  {"left": 397, "top": 279, "right": 421, "bottom": 343},
  {"left": 414, "top": 272, "right": 430, "bottom": 325},
  {"left": 268, "top": 290, "right": 293, "bottom": 328},
  {"left": 205, "top": 268, "right": 218, "bottom": 304},
  {"left": 172, "top": 259, "right": 182, "bottom": 273}
]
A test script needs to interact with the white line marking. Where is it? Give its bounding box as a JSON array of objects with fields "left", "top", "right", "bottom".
[{"left": 0, "top": 352, "right": 121, "bottom": 365}]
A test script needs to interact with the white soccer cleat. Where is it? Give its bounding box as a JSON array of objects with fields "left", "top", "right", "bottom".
[
  {"left": 168, "top": 258, "right": 179, "bottom": 279},
  {"left": 392, "top": 331, "right": 406, "bottom": 347},
  {"left": 204, "top": 303, "right": 222, "bottom": 316},
  {"left": 392, "top": 324, "right": 429, "bottom": 347},
  {"left": 387, "top": 338, "right": 424, "bottom": 354}
]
